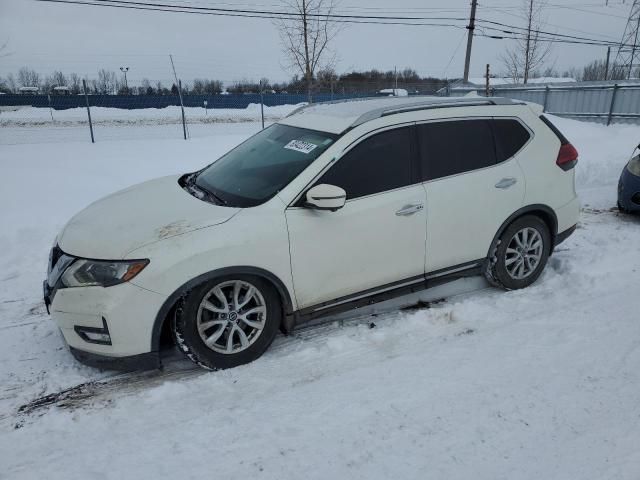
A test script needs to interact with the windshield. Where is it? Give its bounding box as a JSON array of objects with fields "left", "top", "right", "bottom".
[{"left": 195, "top": 124, "right": 338, "bottom": 207}]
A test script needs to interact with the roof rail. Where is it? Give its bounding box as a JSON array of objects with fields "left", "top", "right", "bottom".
[
  {"left": 285, "top": 96, "right": 524, "bottom": 130},
  {"left": 351, "top": 97, "right": 521, "bottom": 128}
]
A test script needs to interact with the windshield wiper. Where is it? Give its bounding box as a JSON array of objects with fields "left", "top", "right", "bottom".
[
  {"left": 202, "top": 188, "right": 227, "bottom": 206},
  {"left": 181, "top": 173, "right": 227, "bottom": 206},
  {"left": 187, "top": 174, "right": 227, "bottom": 206}
]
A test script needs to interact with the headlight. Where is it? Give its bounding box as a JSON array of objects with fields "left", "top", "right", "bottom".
[
  {"left": 627, "top": 155, "right": 640, "bottom": 176},
  {"left": 60, "top": 259, "right": 149, "bottom": 288}
]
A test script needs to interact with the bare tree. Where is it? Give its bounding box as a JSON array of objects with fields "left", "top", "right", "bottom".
[
  {"left": 582, "top": 59, "right": 627, "bottom": 81},
  {"left": 140, "top": 78, "right": 153, "bottom": 95},
  {"left": 204, "top": 79, "right": 223, "bottom": 94},
  {"left": 6, "top": 73, "right": 17, "bottom": 93},
  {"left": 96, "top": 69, "right": 117, "bottom": 94},
  {"left": 51, "top": 71, "right": 67, "bottom": 87},
  {"left": 500, "top": 0, "right": 551, "bottom": 84},
  {"left": 192, "top": 78, "right": 206, "bottom": 94},
  {"left": 42, "top": 75, "right": 55, "bottom": 93},
  {"left": 275, "top": 0, "right": 341, "bottom": 101},
  {"left": 68, "top": 73, "right": 82, "bottom": 94},
  {"left": 17, "top": 67, "right": 40, "bottom": 88}
]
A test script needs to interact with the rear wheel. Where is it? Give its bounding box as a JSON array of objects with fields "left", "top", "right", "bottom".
[
  {"left": 173, "top": 275, "right": 281, "bottom": 370},
  {"left": 618, "top": 201, "right": 629, "bottom": 214},
  {"left": 485, "top": 215, "right": 551, "bottom": 290}
]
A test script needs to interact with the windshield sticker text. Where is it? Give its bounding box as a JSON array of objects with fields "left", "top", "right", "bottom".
[{"left": 284, "top": 139, "right": 318, "bottom": 154}]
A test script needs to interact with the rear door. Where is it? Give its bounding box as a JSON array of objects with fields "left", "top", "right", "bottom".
[{"left": 418, "top": 118, "right": 527, "bottom": 272}]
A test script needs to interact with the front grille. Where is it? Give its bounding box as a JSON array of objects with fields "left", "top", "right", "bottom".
[{"left": 632, "top": 193, "right": 640, "bottom": 206}]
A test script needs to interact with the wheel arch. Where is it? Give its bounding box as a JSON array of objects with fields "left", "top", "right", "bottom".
[
  {"left": 487, "top": 204, "right": 558, "bottom": 260},
  {"left": 151, "top": 266, "right": 295, "bottom": 353}
]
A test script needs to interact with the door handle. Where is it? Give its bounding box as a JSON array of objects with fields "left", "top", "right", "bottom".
[
  {"left": 395, "top": 203, "right": 424, "bottom": 216},
  {"left": 495, "top": 177, "right": 517, "bottom": 189}
]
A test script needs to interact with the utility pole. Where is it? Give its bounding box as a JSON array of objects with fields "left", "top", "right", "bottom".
[
  {"left": 120, "top": 66, "right": 129, "bottom": 93},
  {"left": 524, "top": 0, "right": 534, "bottom": 84},
  {"left": 605, "top": 46, "right": 611, "bottom": 80},
  {"left": 485, "top": 64, "right": 490, "bottom": 97},
  {"left": 302, "top": 0, "right": 312, "bottom": 103},
  {"left": 463, "top": 0, "right": 478, "bottom": 83},
  {"left": 394, "top": 66, "right": 398, "bottom": 95}
]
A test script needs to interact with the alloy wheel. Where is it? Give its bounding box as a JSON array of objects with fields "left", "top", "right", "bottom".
[
  {"left": 196, "top": 280, "right": 267, "bottom": 354},
  {"left": 504, "top": 227, "right": 544, "bottom": 280}
]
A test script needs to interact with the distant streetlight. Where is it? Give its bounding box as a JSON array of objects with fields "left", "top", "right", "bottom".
[{"left": 120, "top": 66, "right": 129, "bottom": 93}]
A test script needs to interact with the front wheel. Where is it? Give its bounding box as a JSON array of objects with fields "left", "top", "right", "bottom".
[
  {"left": 173, "top": 275, "right": 281, "bottom": 370},
  {"left": 485, "top": 215, "right": 551, "bottom": 290}
]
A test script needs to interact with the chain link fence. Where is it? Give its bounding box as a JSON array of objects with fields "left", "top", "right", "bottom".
[
  {"left": 0, "top": 92, "right": 311, "bottom": 145},
  {"left": 0, "top": 80, "right": 450, "bottom": 145}
]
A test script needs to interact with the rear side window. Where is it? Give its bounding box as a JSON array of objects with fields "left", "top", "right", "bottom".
[
  {"left": 417, "top": 119, "right": 497, "bottom": 181},
  {"left": 317, "top": 126, "right": 413, "bottom": 199},
  {"left": 492, "top": 119, "right": 531, "bottom": 161}
]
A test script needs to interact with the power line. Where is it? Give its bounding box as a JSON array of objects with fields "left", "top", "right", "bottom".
[
  {"left": 72, "top": 0, "right": 471, "bottom": 21},
  {"left": 476, "top": 18, "right": 627, "bottom": 46},
  {"left": 34, "top": 0, "right": 469, "bottom": 28},
  {"left": 34, "top": 0, "right": 637, "bottom": 49}
]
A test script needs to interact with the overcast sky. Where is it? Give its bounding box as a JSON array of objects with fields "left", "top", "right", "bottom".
[{"left": 0, "top": 0, "right": 632, "bottom": 86}]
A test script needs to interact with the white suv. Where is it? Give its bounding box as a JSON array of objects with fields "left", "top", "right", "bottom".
[{"left": 44, "top": 96, "right": 580, "bottom": 370}]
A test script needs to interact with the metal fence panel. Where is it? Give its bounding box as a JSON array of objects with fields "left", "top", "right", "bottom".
[
  {"left": 449, "top": 81, "right": 640, "bottom": 124},
  {"left": 615, "top": 86, "right": 640, "bottom": 115}
]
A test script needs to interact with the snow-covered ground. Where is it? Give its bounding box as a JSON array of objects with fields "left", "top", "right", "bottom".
[{"left": 0, "top": 117, "right": 639, "bottom": 479}]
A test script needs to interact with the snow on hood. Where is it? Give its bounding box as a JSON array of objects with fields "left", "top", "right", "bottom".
[{"left": 58, "top": 175, "right": 240, "bottom": 259}]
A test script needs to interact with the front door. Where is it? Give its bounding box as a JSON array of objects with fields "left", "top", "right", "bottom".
[{"left": 285, "top": 126, "right": 427, "bottom": 309}]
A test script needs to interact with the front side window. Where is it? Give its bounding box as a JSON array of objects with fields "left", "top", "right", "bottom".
[
  {"left": 417, "top": 119, "right": 497, "bottom": 181},
  {"left": 317, "top": 126, "right": 414, "bottom": 200},
  {"left": 195, "top": 124, "right": 337, "bottom": 207}
]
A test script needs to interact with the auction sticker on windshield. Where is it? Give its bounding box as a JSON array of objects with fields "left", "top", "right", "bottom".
[{"left": 284, "top": 139, "right": 318, "bottom": 154}]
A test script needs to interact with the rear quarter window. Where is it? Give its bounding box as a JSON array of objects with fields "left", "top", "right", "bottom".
[{"left": 492, "top": 119, "right": 531, "bottom": 162}]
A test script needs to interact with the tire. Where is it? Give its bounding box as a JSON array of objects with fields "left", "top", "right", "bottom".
[
  {"left": 618, "top": 201, "right": 629, "bottom": 214},
  {"left": 173, "top": 275, "right": 281, "bottom": 370},
  {"left": 485, "top": 215, "right": 551, "bottom": 290}
]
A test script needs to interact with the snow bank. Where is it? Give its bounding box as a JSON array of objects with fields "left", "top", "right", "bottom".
[
  {"left": 551, "top": 116, "right": 638, "bottom": 208},
  {"left": 0, "top": 103, "right": 301, "bottom": 127}
]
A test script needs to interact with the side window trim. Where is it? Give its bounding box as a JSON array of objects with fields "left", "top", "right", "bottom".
[{"left": 289, "top": 122, "right": 420, "bottom": 208}]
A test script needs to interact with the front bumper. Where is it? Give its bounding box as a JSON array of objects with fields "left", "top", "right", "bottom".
[
  {"left": 69, "top": 347, "right": 160, "bottom": 371},
  {"left": 618, "top": 167, "right": 640, "bottom": 212},
  {"left": 45, "top": 276, "right": 167, "bottom": 370}
]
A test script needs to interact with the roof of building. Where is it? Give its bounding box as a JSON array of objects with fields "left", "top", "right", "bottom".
[{"left": 279, "top": 95, "right": 521, "bottom": 134}]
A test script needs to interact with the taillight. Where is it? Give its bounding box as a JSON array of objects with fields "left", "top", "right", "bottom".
[{"left": 557, "top": 143, "right": 578, "bottom": 171}]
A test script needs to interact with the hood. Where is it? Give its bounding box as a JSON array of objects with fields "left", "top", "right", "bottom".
[{"left": 58, "top": 175, "right": 240, "bottom": 259}]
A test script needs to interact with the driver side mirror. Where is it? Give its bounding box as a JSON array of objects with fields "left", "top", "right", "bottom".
[{"left": 304, "top": 184, "right": 346, "bottom": 212}]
